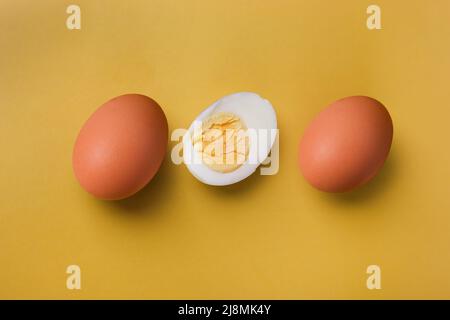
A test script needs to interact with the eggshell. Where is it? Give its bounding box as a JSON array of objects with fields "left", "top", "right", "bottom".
[
  {"left": 298, "top": 96, "right": 393, "bottom": 193},
  {"left": 73, "top": 94, "right": 168, "bottom": 200}
]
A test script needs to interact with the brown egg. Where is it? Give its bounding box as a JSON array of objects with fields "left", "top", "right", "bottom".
[
  {"left": 298, "top": 96, "right": 393, "bottom": 193},
  {"left": 73, "top": 94, "right": 168, "bottom": 200}
]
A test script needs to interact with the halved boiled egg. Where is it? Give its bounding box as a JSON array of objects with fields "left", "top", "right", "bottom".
[{"left": 183, "top": 92, "right": 277, "bottom": 186}]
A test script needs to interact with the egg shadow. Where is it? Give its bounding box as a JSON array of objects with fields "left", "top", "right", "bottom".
[
  {"left": 319, "top": 146, "right": 400, "bottom": 206},
  {"left": 101, "top": 154, "right": 174, "bottom": 216},
  {"left": 200, "top": 165, "right": 267, "bottom": 200}
]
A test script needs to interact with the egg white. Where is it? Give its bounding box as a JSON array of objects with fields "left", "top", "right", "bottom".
[{"left": 183, "top": 92, "right": 277, "bottom": 186}]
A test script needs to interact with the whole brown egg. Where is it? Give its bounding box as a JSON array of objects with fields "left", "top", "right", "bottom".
[
  {"left": 73, "top": 94, "right": 168, "bottom": 200},
  {"left": 298, "top": 96, "right": 393, "bottom": 193}
]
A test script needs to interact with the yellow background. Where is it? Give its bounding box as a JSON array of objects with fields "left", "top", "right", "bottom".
[{"left": 1, "top": 0, "right": 450, "bottom": 299}]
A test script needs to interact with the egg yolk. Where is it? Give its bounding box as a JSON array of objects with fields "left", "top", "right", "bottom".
[{"left": 192, "top": 112, "right": 249, "bottom": 173}]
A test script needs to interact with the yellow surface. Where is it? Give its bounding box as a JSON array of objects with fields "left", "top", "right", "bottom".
[{"left": 1, "top": 0, "right": 450, "bottom": 299}]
